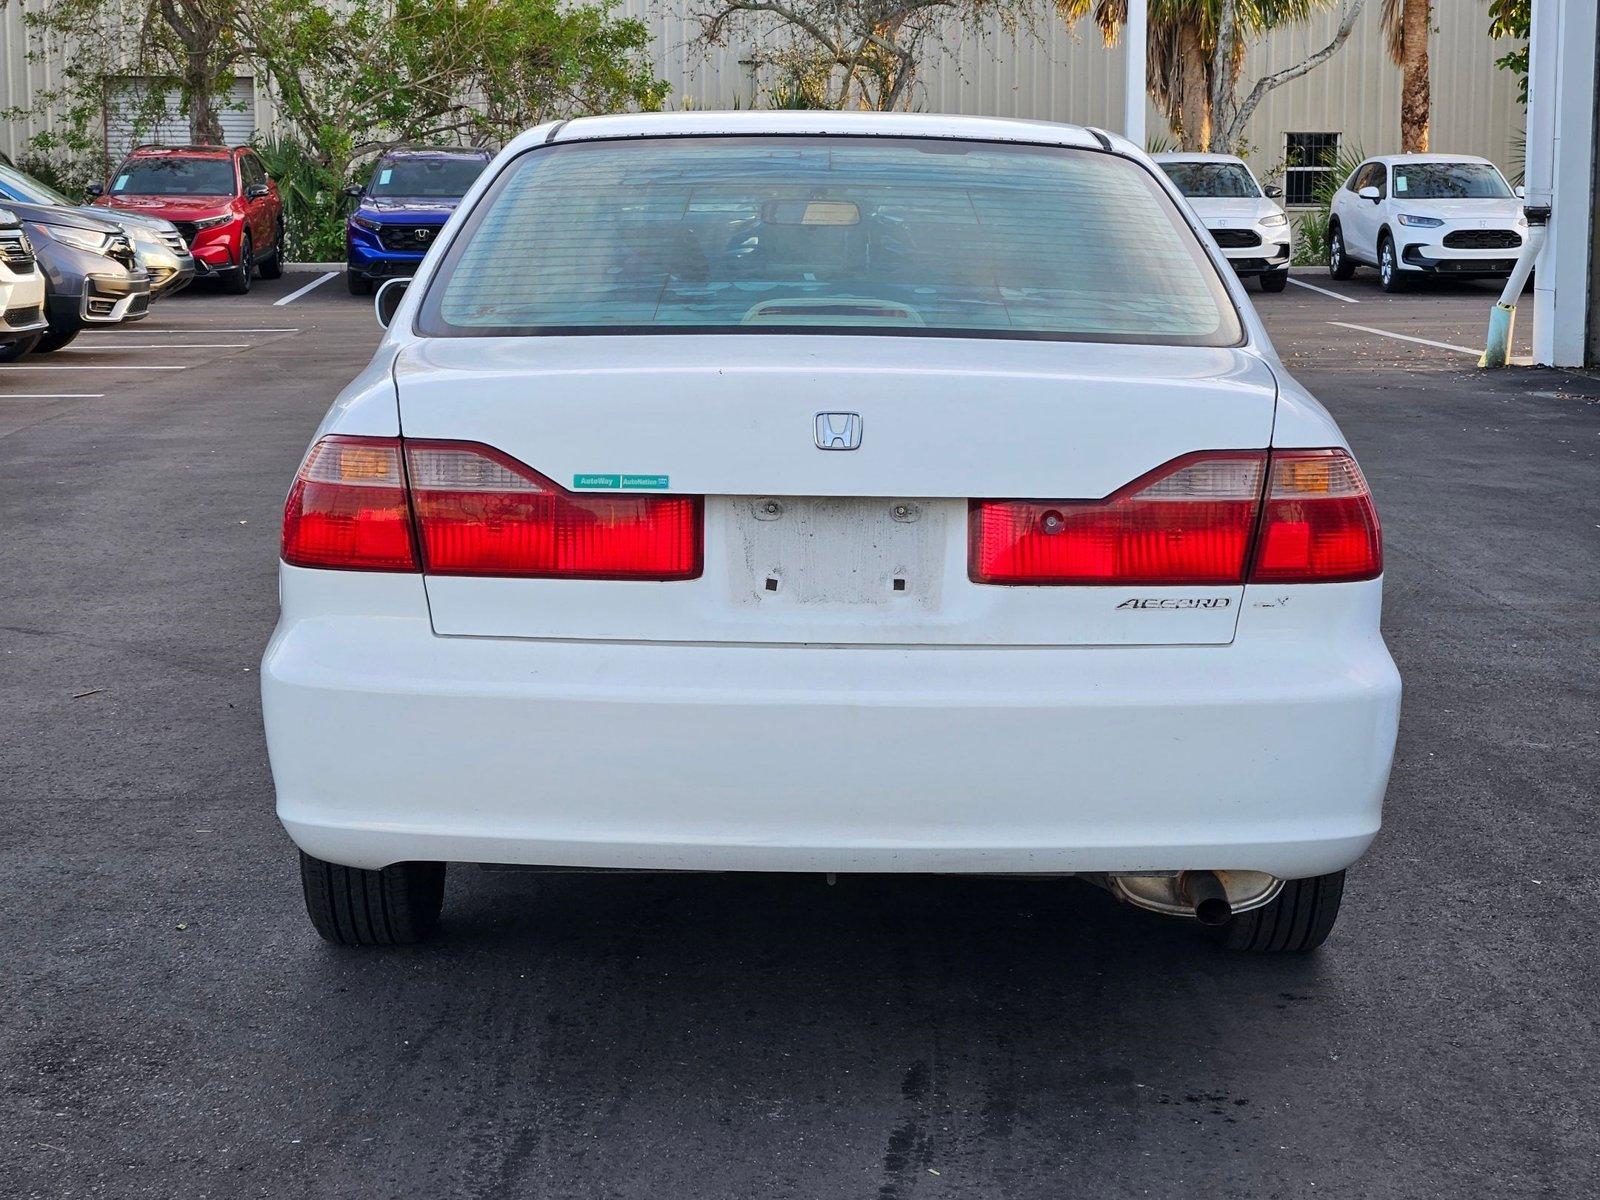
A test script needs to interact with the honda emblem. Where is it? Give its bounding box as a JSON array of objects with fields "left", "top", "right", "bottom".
[{"left": 814, "top": 412, "right": 863, "bottom": 450}]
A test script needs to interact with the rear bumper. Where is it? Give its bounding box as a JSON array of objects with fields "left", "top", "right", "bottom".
[{"left": 263, "top": 569, "right": 1401, "bottom": 877}]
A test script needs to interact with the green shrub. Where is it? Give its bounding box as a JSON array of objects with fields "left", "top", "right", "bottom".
[
  {"left": 12, "top": 152, "right": 102, "bottom": 201},
  {"left": 252, "top": 136, "right": 345, "bottom": 262},
  {"left": 1290, "top": 143, "right": 1366, "bottom": 267}
]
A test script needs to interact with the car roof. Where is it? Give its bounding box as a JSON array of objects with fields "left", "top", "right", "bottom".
[
  {"left": 125, "top": 145, "right": 236, "bottom": 159},
  {"left": 519, "top": 111, "right": 1111, "bottom": 154},
  {"left": 1368, "top": 153, "right": 1496, "bottom": 166},
  {"left": 1151, "top": 152, "right": 1249, "bottom": 166},
  {"left": 380, "top": 145, "right": 493, "bottom": 160}
]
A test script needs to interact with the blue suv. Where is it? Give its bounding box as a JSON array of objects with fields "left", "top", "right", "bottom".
[{"left": 344, "top": 147, "right": 492, "bottom": 294}]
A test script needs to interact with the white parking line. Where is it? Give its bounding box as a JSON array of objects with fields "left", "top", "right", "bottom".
[
  {"left": 0, "top": 392, "right": 106, "bottom": 399},
  {"left": 81, "top": 327, "right": 299, "bottom": 334},
  {"left": 1288, "top": 278, "right": 1360, "bottom": 303},
  {"left": 63, "top": 343, "right": 251, "bottom": 351},
  {"left": 273, "top": 272, "right": 337, "bottom": 306},
  {"left": 0, "top": 363, "right": 187, "bottom": 371},
  {"left": 1329, "top": 321, "right": 1479, "bottom": 356}
]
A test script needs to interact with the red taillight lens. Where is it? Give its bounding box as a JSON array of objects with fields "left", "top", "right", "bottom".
[
  {"left": 969, "top": 452, "right": 1267, "bottom": 585},
  {"left": 281, "top": 435, "right": 418, "bottom": 571},
  {"left": 405, "top": 441, "right": 702, "bottom": 579},
  {"left": 1249, "top": 449, "right": 1382, "bottom": 582}
]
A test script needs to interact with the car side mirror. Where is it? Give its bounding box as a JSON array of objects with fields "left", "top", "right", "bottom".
[
  {"left": 1263, "top": 184, "right": 1283, "bottom": 199},
  {"left": 245, "top": 183, "right": 270, "bottom": 200},
  {"left": 1358, "top": 186, "right": 1381, "bottom": 202},
  {"left": 374, "top": 277, "right": 411, "bottom": 329},
  {"left": 1515, "top": 185, "right": 1526, "bottom": 199},
  {"left": 342, "top": 182, "right": 364, "bottom": 199},
  {"left": 85, "top": 183, "right": 104, "bottom": 199}
]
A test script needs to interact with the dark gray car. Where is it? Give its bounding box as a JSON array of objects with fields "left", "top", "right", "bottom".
[
  {"left": 0, "top": 161, "right": 194, "bottom": 300},
  {"left": 2, "top": 199, "right": 151, "bottom": 353}
]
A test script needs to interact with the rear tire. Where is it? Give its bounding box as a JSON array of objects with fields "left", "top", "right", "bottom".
[
  {"left": 346, "top": 269, "right": 372, "bottom": 296},
  {"left": 258, "top": 220, "right": 284, "bottom": 280},
  {"left": 1209, "top": 870, "right": 1345, "bottom": 952},
  {"left": 1328, "top": 225, "right": 1355, "bottom": 280},
  {"left": 33, "top": 326, "right": 80, "bottom": 353},
  {"left": 1259, "top": 269, "right": 1289, "bottom": 293},
  {"left": 223, "top": 234, "right": 253, "bottom": 295},
  {"left": 299, "top": 851, "right": 446, "bottom": 945},
  {"left": 0, "top": 333, "right": 41, "bottom": 362}
]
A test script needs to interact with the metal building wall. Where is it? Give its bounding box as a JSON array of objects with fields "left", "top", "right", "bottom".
[
  {"left": 630, "top": 0, "right": 1524, "bottom": 182},
  {"left": 3, "top": 1, "right": 1523, "bottom": 181}
]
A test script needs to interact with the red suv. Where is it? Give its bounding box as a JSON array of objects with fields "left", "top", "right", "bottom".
[{"left": 91, "top": 145, "right": 284, "bottom": 294}]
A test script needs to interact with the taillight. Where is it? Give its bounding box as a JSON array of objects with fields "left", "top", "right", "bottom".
[
  {"left": 969, "top": 452, "right": 1267, "bottom": 585},
  {"left": 404, "top": 441, "right": 702, "bottom": 579},
  {"left": 968, "top": 447, "right": 1380, "bottom": 586},
  {"left": 281, "top": 435, "right": 418, "bottom": 571},
  {"left": 1249, "top": 449, "right": 1381, "bottom": 582}
]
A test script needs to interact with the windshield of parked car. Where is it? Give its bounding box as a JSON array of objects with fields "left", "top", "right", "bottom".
[
  {"left": 0, "top": 164, "right": 76, "bottom": 207},
  {"left": 110, "top": 158, "right": 235, "bottom": 196},
  {"left": 418, "top": 137, "right": 1241, "bottom": 345},
  {"left": 1392, "top": 163, "right": 1512, "bottom": 199},
  {"left": 367, "top": 156, "right": 487, "bottom": 199},
  {"left": 1158, "top": 162, "right": 1261, "bottom": 199}
]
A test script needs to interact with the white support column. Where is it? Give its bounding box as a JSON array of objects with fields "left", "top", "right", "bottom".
[
  {"left": 1530, "top": 0, "right": 1599, "bottom": 367},
  {"left": 1124, "top": 0, "right": 1148, "bottom": 148}
]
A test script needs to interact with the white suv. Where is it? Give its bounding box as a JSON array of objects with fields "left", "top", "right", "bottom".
[
  {"left": 0, "top": 206, "right": 49, "bottom": 360},
  {"left": 1154, "top": 153, "right": 1292, "bottom": 292},
  {"left": 263, "top": 113, "right": 1400, "bottom": 953},
  {"left": 1328, "top": 154, "right": 1526, "bottom": 291}
]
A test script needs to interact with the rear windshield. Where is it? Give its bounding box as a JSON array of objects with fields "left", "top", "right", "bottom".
[
  {"left": 1158, "top": 161, "right": 1261, "bottom": 199},
  {"left": 1392, "top": 163, "right": 1511, "bottom": 200},
  {"left": 368, "top": 156, "right": 488, "bottom": 199},
  {"left": 417, "top": 136, "right": 1241, "bottom": 346}
]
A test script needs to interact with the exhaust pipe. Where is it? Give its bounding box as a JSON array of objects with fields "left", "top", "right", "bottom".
[{"left": 1179, "top": 871, "right": 1234, "bottom": 926}]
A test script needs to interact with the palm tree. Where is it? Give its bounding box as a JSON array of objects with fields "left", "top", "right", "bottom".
[
  {"left": 1057, "top": 0, "right": 1346, "bottom": 152},
  {"left": 1382, "top": 0, "right": 1431, "bottom": 152}
]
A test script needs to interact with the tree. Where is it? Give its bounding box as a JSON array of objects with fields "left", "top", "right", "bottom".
[
  {"left": 1057, "top": 0, "right": 1362, "bottom": 154},
  {"left": 245, "top": 0, "right": 668, "bottom": 183},
  {"left": 3, "top": 0, "right": 667, "bottom": 183},
  {"left": 1381, "top": 0, "right": 1430, "bottom": 152},
  {"left": 1487, "top": 0, "right": 1528, "bottom": 103},
  {"left": 3, "top": 0, "right": 251, "bottom": 154},
  {"left": 696, "top": 0, "right": 1028, "bottom": 110}
]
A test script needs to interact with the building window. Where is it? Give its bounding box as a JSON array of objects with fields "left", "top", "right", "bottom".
[{"left": 1284, "top": 132, "right": 1340, "bottom": 206}]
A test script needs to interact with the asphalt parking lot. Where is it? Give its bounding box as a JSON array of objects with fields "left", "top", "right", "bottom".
[{"left": 3, "top": 268, "right": 1597, "bottom": 1199}]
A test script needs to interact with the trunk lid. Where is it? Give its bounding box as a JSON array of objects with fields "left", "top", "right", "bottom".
[{"left": 395, "top": 336, "right": 1278, "bottom": 646}]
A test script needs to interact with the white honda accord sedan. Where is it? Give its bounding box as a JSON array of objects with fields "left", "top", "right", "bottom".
[{"left": 262, "top": 112, "right": 1400, "bottom": 952}]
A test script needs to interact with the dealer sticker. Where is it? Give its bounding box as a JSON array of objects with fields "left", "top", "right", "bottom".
[{"left": 572, "top": 474, "right": 670, "bottom": 490}]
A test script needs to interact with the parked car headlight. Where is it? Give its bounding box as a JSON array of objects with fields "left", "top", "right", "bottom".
[
  {"left": 1396, "top": 214, "right": 1445, "bottom": 227},
  {"left": 192, "top": 213, "right": 233, "bottom": 230},
  {"left": 349, "top": 214, "right": 381, "bottom": 233},
  {"left": 32, "top": 223, "right": 115, "bottom": 254},
  {"left": 1259, "top": 213, "right": 1288, "bottom": 227}
]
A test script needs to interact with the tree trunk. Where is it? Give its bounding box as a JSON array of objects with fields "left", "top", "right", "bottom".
[
  {"left": 185, "top": 50, "right": 224, "bottom": 144},
  {"left": 1399, "top": 0, "right": 1431, "bottom": 152},
  {"left": 1174, "top": 20, "right": 1211, "bottom": 151}
]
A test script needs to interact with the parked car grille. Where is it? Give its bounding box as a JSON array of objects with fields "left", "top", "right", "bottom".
[
  {"left": 378, "top": 224, "right": 444, "bottom": 252},
  {"left": 1442, "top": 228, "right": 1522, "bottom": 250},
  {"left": 1211, "top": 228, "right": 1261, "bottom": 249},
  {"left": 0, "top": 228, "right": 36, "bottom": 270},
  {"left": 5, "top": 303, "right": 44, "bottom": 327},
  {"left": 159, "top": 228, "right": 190, "bottom": 253},
  {"left": 106, "top": 231, "right": 137, "bottom": 270},
  {"left": 172, "top": 221, "right": 199, "bottom": 246}
]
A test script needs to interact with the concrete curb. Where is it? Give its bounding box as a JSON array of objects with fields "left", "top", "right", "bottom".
[{"left": 283, "top": 262, "right": 345, "bottom": 271}]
